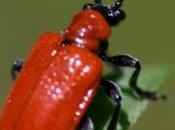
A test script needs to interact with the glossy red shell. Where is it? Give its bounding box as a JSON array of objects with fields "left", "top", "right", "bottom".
[
  {"left": 65, "top": 10, "right": 111, "bottom": 52},
  {"left": 0, "top": 32, "right": 102, "bottom": 130},
  {"left": 0, "top": 9, "right": 110, "bottom": 130}
]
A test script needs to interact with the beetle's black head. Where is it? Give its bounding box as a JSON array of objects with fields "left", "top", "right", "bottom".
[{"left": 83, "top": 0, "right": 126, "bottom": 26}]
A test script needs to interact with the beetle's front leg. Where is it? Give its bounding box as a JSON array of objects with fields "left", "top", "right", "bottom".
[
  {"left": 11, "top": 59, "right": 24, "bottom": 80},
  {"left": 99, "top": 50, "right": 166, "bottom": 101},
  {"left": 101, "top": 78, "right": 122, "bottom": 130}
]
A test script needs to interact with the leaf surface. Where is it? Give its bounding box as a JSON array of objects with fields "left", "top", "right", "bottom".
[{"left": 87, "top": 65, "right": 175, "bottom": 130}]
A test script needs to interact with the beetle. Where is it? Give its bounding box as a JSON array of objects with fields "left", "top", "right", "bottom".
[{"left": 0, "top": 0, "right": 166, "bottom": 130}]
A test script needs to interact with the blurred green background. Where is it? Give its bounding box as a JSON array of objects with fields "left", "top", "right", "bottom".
[{"left": 0, "top": 0, "right": 174, "bottom": 130}]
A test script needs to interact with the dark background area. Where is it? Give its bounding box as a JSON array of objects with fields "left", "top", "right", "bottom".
[{"left": 0, "top": 0, "right": 174, "bottom": 130}]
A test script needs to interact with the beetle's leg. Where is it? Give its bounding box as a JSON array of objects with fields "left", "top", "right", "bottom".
[
  {"left": 99, "top": 49, "right": 166, "bottom": 101},
  {"left": 11, "top": 59, "right": 24, "bottom": 80},
  {"left": 101, "top": 78, "right": 122, "bottom": 130},
  {"left": 78, "top": 115, "right": 94, "bottom": 130}
]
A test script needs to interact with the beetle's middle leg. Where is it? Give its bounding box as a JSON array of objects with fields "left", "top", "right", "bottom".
[
  {"left": 98, "top": 42, "right": 166, "bottom": 101},
  {"left": 101, "top": 78, "right": 122, "bottom": 130},
  {"left": 11, "top": 59, "right": 24, "bottom": 80}
]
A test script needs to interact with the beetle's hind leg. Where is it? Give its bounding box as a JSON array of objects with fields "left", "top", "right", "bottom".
[
  {"left": 78, "top": 115, "right": 94, "bottom": 130},
  {"left": 99, "top": 50, "right": 167, "bottom": 101},
  {"left": 11, "top": 59, "right": 24, "bottom": 80},
  {"left": 78, "top": 78, "right": 122, "bottom": 130},
  {"left": 101, "top": 78, "right": 122, "bottom": 130}
]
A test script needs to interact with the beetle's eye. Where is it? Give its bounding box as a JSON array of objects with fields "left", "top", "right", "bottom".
[{"left": 113, "top": 9, "right": 126, "bottom": 21}]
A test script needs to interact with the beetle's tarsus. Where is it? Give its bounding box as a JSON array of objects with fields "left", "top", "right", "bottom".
[
  {"left": 11, "top": 59, "right": 24, "bottom": 80},
  {"left": 132, "top": 87, "right": 167, "bottom": 101},
  {"left": 129, "top": 63, "right": 167, "bottom": 101},
  {"left": 101, "top": 78, "right": 122, "bottom": 130}
]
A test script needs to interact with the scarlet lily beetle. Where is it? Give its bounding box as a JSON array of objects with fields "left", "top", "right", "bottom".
[{"left": 0, "top": 0, "right": 166, "bottom": 130}]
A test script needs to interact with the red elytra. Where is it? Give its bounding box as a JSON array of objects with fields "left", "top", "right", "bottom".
[
  {"left": 0, "top": 1, "right": 164, "bottom": 130},
  {"left": 0, "top": 10, "right": 111, "bottom": 130}
]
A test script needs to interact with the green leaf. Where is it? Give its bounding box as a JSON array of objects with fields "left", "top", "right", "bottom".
[{"left": 87, "top": 64, "right": 175, "bottom": 130}]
